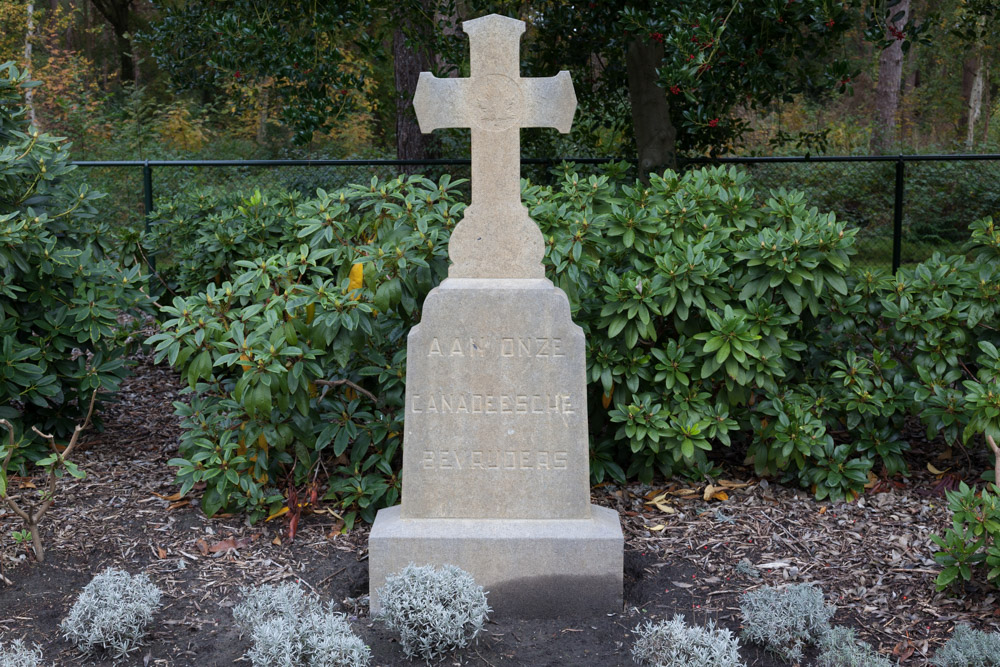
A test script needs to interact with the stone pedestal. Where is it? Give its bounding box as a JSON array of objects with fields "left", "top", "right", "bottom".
[
  {"left": 369, "top": 506, "right": 623, "bottom": 618},
  {"left": 368, "top": 279, "right": 623, "bottom": 617}
]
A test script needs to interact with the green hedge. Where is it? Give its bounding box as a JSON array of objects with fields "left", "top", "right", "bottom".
[
  {"left": 146, "top": 164, "right": 1000, "bottom": 529},
  {"left": 0, "top": 63, "right": 152, "bottom": 467}
]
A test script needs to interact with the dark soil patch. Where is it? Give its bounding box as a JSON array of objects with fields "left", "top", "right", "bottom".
[{"left": 1, "top": 358, "right": 997, "bottom": 666}]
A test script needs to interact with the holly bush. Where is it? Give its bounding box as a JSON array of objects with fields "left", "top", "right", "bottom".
[
  {"left": 150, "top": 164, "right": 1000, "bottom": 527},
  {"left": 0, "top": 62, "right": 153, "bottom": 465}
]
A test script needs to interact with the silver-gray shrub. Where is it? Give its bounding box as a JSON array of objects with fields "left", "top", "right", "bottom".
[
  {"left": 735, "top": 559, "right": 762, "bottom": 580},
  {"left": 739, "top": 583, "right": 835, "bottom": 663},
  {"left": 60, "top": 568, "right": 162, "bottom": 660},
  {"left": 817, "top": 626, "right": 896, "bottom": 667},
  {"left": 931, "top": 624, "right": 1000, "bottom": 667},
  {"left": 0, "top": 638, "right": 42, "bottom": 667},
  {"left": 376, "top": 564, "right": 491, "bottom": 663},
  {"left": 631, "top": 615, "right": 746, "bottom": 667},
  {"left": 233, "top": 582, "right": 371, "bottom": 667}
]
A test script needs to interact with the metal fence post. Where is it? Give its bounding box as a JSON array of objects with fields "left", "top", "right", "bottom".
[
  {"left": 142, "top": 161, "right": 155, "bottom": 271},
  {"left": 892, "top": 158, "right": 904, "bottom": 273}
]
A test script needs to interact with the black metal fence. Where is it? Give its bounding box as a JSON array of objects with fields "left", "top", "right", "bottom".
[{"left": 72, "top": 153, "right": 1000, "bottom": 272}]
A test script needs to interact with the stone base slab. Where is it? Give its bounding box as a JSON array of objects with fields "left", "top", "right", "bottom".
[{"left": 368, "top": 504, "right": 624, "bottom": 618}]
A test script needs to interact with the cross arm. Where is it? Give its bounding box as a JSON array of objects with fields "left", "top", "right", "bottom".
[
  {"left": 413, "top": 74, "right": 473, "bottom": 133},
  {"left": 521, "top": 72, "right": 577, "bottom": 133}
]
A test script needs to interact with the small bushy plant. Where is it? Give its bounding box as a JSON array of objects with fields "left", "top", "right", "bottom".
[
  {"left": 376, "top": 564, "right": 491, "bottom": 663},
  {"left": 931, "top": 624, "right": 1000, "bottom": 667},
  {"left": 817, "top": 626, "right": 895, "bottom": 667},
  {"left": 739, "top": 583, "right": 835, "bottom": 662},
  {"left": 232, "top": 582, "right": 370, "bottom": 667},
  {"left": 930, "top": 481, "right": 1000, "bottom": 590},
  {"left": 60, "top": 568, "right": 162, "bottom": 659},
  {"left": 631, "top": 615, "right": 745, "bottom": 667},
  {"left": 735, "top": 558, "right": 762, "bottom": 579},
  {"left": 0, "top": 638, "right": 42, "bottom": 667}
]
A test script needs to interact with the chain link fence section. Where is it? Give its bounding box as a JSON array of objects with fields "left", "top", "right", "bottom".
[
  {"left": 691, "top": 159, "right": 896, "bottom": 270},
  {"left": 903, "top": 158, "right": 1000, "bottom": 262},
  {"left": 72, "top": 154, "right": 1000, "bottom": 274},
  {"left": 685, "top": 154, "right": 1000, "bottom": 271}
]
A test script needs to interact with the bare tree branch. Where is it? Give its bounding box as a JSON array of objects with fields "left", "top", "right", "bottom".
[
  {"left": 987, "top": 435, "right": 1000, "bottom": 489},
  {"left": 1, "top": 390, "right": 97, "bottom": 562},
  {"left": 0, "top": 419, "right": 35, "bottom": 525},
  {"left": 314, "top": 379, "right": 378, "bottom": 403}
]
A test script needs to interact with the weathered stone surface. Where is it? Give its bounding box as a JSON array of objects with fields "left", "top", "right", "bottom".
[
  {"left": 368, "top": 13, "right": 622, "bottom": 619},
  {"left": 400, "top": 279, "right": 590, "bottom": 520},
  {"left": 369, "top": 505, "right": 624, "bottom": 618},
  {"left": 412, "top": 14, "right": 576, "bottom": 280}
]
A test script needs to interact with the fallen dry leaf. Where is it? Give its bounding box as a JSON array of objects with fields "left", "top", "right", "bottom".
[
  {"left": 326, "top": 519, "right": 345, "bottom": 537},
  {"left": 892, "top": 640, "right": 914, "bottom": 660},
  {"left": 703, "top": 484, "right": 729, "bottom": 502},
  {"left": 152, "top": 491, "right": 185, "bottom": 502},
  {"left": 644, "top": 493, "right": 677, "bottom": 514},
  {"left": 266, "top": 506, "right": 290, "bottom": 522}
]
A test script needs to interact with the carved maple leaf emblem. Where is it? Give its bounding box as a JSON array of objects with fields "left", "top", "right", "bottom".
[
  {"left": 473, "top": 75, "right": 521, "bottom": 130},
  {"left": 477, "top": 83, "right": 517, "bottom": 122}
]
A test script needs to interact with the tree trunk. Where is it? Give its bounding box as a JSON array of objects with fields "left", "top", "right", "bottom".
[
  {"left": 960, "top": 56, "right": 978, "bottom": 131},
  {"left": 90, "top": 0, "right": 134, "bottom": 84},
  {"left": 982, "top": 72, "right": 993, "bottom": 144},
  {"left": 870, "top": 0, "right": 910, "bottom": 154},
  {"left": 966, "top": 53, "right": 984, "bottom": 147},
  {"left": 393, "top": 27, "right": 433, "bottom": 171},
  {"left": 257, "top": 80, "right": 269, "bottom": 145},
  {"left": 625, "top": 38, "right": 676, "bottom": 181},
  {"left": 24, "top": 2, "right": 36, "bottom": 127},
  {"left": 115, "top": 31, "right": 134, "bottom": 83}
]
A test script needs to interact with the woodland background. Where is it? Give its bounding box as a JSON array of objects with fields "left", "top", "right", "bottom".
[{"left": 0, "top": 0, "right": 997, "bottom": 167}]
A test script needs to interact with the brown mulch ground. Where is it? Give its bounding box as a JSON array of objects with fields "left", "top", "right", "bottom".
[{"left": 1, "top": 358, "right": 998, "bottom": 666}]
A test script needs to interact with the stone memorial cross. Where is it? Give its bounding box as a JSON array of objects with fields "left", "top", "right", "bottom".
[
  {"left": 369, "top": 14, "right": 622, "bottom": 619},
  {"left": 413, "top": 14, "right": 576, "bottom": 279}
]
